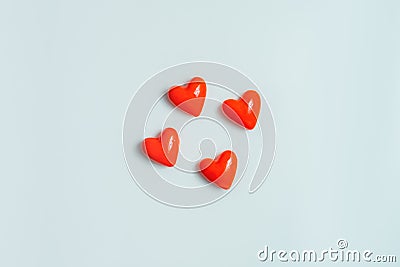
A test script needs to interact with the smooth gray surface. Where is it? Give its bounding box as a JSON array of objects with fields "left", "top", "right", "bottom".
[{"left": 1, "top": 0, "right": 399, "bottom": 266}]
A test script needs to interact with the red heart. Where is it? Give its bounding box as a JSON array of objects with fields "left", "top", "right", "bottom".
[
  {"left": 142, "top": 128, "right": 180, "bottom": 167},
  {"left": 199, "top": 150, "right": 237, "bottom": 190},
  {"left": 168, "top": 77, "right": 207, "bottom": 117},
  {"left": 222, "top": 90, "right": 261, "bottom": 130}
]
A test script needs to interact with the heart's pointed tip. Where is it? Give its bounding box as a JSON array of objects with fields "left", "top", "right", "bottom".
[
  {"left": 245, "top": 123, "right": 256, "bottom": 130},
  {"left": 219, "top": 184, "right": 231, "bottom": 190},
  {"left": 192, "top": 112, "right": 201, "bottom": 117}
]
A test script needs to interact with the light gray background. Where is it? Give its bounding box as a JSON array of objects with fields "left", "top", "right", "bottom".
[{"left": 0, "top": 0, "right": 399, "bottom": 266}]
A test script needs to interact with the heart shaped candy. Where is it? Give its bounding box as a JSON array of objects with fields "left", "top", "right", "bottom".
[
  {"left": 199, "top": 150, "right": 237, "bottom": 190},
  {"left": 222, "top": 90, "right": 261, "bottom": 130},
  {"left": 142, "top": 128, "right": 180, "bottom": 167},
  {"left": 168, "top": 77, "right": 207, "bottom": 117}
]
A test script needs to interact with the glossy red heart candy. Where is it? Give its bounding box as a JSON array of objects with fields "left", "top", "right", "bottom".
[
  {"left": 222, "top": 90, "right": 261, "bottom": 130},
  {"left": 142, "top": 128, "right": 180, "bottom": 167},
  {"left": 168, "top": 77, "right": 207, "bottom": 117},
  {"left": 199, "top": 150, "right": 237, "bottom": 190}
]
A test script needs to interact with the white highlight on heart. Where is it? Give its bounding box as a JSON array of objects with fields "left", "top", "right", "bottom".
[
  {"left": 193, "top": 85, "right": 201, "bottom": 97},
  {"left": 226, "top": 157, "right": 232, "bottom": 170},
  {"left": 248, "top": 99, "right": 254, "bottom": 112},
  {"left": 168, "top": 136, "right": 174, "bottom": 152}
]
